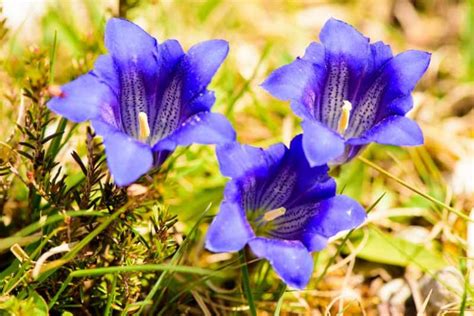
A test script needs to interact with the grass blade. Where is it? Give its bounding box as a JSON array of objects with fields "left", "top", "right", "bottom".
[{"left": 357, "top": 156, "right": 470, "bottom": 222}]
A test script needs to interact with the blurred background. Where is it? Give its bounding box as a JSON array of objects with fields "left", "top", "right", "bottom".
[{"left": 0, "top": 0, "right": 473, "bottom": 314}]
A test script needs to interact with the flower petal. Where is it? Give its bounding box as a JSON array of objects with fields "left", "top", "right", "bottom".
[
  {"left": 319, "top": 18, "right": 370, "bottom": 129},
  {"left": 348, "top": 115, "right": 423, "bottom": 146},
  {"left": 186, "top": 90, "right": 216, "bottom": 116},
  {"left": 105, "top": 18, "right": 159, "bottom": 138},
  {"left": 271, "top": 203, "right": 320, "bottom": 240},
  {"left": 369, "top": 41, "right": 393, "bottom": 74},
  {"left": 154, "top": 150, "right": 173, "bottom": 168},
  {"left": 350, "top": 41, "right": 392, "bottom": 103},
  {"left": 248, "top": 237, "right": 313, "bottom": 289},
  {"left": 301, "top": 195, "right": 366, "bottom": 251},
  {"left": 302, "top": 42, "right": 325, "bottom": 65},
  {"left": 216, "top": 142, "right": 286, "bottom": 179},
  {"left": 105, "top": 18, "right": 158, "bottom": 66},
  {"left": 148, "top": 40, "right": 185, "bottom": 140},
  {"left": 287, "top": 135, "right": 336, "bottom": 205},
  {"left": 91, "top": 55, "right": 122, "bottom": 126},
  {"left": 158, "top": 39, "right": 185, "bottom": 73},
  {"left": 345, "top": 50, "right": 429, "bottom": 138},
  {"left": 181, "top": 39, "right": 229, "bottom": 103},
  {"left": 261, "top": 58, "right": 322, "bottom": 119},
  {"left": 257, "top": 161, "right": 298, "bottom": 210},
  {"left": 93, "top": 120, "right": 153, "bottom": 186},
  {"left": 93, "top": 55, "right": 120, "bottom": 96},
  {"left": 205, "top": 199, "right": 254, "bottom": 253},
  {"left": 153, "top": 112, "right": 235, "bottom": 151},
  {"left": 47, "top": 74, "right": 115, "bottom": 123},
  {"left": 385, "top": 95, "right": 414, "bottom": 116},
  {"left": 319, "top": 18, "right": 370, "bottom": 72},
  {"left": 301, "top": 120, "right": 345, "bottom": 166},
  {"left": 149, "top": 73, "right": 184, "bottom": 143},
  {"left": 382, "top": 50, "right": 431, "bottom": 105}
]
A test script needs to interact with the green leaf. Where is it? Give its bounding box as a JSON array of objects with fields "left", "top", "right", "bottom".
[
  {"left": 352, "top": 227, "right": 447, "bottom": 273},
  {"left": 30, "top": 290, "right": 48, "bottom": 316},
  {"left": 0, "top": 291, "right": 48, "bottom": 316}
]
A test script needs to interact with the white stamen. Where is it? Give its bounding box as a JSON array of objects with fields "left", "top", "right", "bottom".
[
  {"left": 263, "top": 207, "right": 286, "bottom": 222},
  {"left": 138, "top": 111, "right": 150, "bottom": 141},
  {"left": 338, "top": 100, "right": 353, "bottom": 134},
  {"left": 32, "top": 242, "right": 75, "bottom": 279}
]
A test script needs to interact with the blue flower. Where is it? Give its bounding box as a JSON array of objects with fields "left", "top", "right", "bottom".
[
  {"left": 205, "top": 135, "right": 365, "bottom": 289},
  {"left": 262, "top": 18, "right": 431, "bottom": 166},
  {"left": 47, "top": 18, "right": 235, "bottom": 185}
]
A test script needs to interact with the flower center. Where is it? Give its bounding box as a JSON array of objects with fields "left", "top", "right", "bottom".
[
  {"left": 248, "top": 206, "right": 287, "bottom": 237},
  {"left": 262, "top": 207, "right": 286, "bottom": 221},
  {"left": 337, "top": 100, "right": 352, "bottom": 134},
  {"left": 138, "top": 111, "right": 150, "bottom": 142}
]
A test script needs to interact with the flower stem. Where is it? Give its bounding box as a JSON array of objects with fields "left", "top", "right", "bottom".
[
  {"left": 239, "top": 250, "right": 257, "bottom": 316},
  {"left": 274, "top": 283, "right": 287, "bottom": 315}
]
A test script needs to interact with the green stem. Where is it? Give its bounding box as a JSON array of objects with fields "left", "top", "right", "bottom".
[
  {"left": 69, "top": 264, "right": 220, "bottom": 277},
  {"left": 12, "top": 210, "right": 106, "bottom": 237},
  {"left": 104, "top": 273, "right": 117, "bottom": 316},
  {"left": 239, "top": 250, "right": 257, "bottom": 316},
  {"left": 48, "top": 264, "right": 222, "bottom": 309}
]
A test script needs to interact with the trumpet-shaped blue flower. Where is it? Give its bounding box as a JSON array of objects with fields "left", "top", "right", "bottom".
[
  {"left": 262, "top": 18, "right": 431, "bottom": 166},
  {"left": 205, "top": 135, "right": 365, "bottom": 289},
  {"left": 48, "top": 18, "right": 235, "bottom": 185}
]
